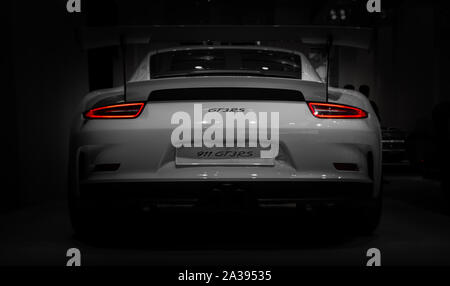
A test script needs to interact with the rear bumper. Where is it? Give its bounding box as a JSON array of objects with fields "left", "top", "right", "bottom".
[{"left": 79, "top": 181, "right": 375, "bottom": 212}]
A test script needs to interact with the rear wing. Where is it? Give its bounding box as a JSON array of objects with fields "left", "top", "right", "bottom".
[
  {"left": 80, "top": 25, "right": 374, "bottom": 103},
  {"left": 80, "top": 25, "right": 374, "bottom": 50}
]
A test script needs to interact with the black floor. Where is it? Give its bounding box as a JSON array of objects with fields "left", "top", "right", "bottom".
[{"left": 1, "top": 174, "right": 450, "bottom": 266}]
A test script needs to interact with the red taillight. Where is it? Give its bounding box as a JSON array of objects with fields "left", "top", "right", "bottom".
[
  {"left": 84, "top": 103, "right": 145, "bottom": 119},
  {"left": 308, "top": 102, "right": 367, "bottom": 119}
]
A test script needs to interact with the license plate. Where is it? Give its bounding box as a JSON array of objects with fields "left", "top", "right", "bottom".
[{"left": 175, "top": 147, "right": 274, "bottom": 166}]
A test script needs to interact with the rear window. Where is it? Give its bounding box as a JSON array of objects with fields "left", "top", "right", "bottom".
[{"left": 150, "top": 48, "right": 302, "bottom": 79}]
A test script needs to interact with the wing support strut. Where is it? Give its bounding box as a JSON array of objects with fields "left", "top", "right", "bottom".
[
  {"left": 120, "top": 35, "right": 127, "bottom": 103},
  {"left": 325, "top": 35, "right": 333, "bottom": 103}
]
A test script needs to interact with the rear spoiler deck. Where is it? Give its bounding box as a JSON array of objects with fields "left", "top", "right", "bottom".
[{"left": 80, "top": 25, "right": 374, "bottom": 50}]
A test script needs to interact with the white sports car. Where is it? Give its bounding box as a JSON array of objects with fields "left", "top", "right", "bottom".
[{"left": 68, "top": 41, "right": 382, "bottom": 235}]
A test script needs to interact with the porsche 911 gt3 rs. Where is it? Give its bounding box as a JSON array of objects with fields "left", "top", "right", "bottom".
[{"left": 68, "top": 44, "right": 382, "bottom": 236}]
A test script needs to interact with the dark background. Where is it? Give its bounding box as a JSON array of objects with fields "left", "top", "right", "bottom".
[{"left": 2, "top": 0, "right": 450, "bottom": 212}]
